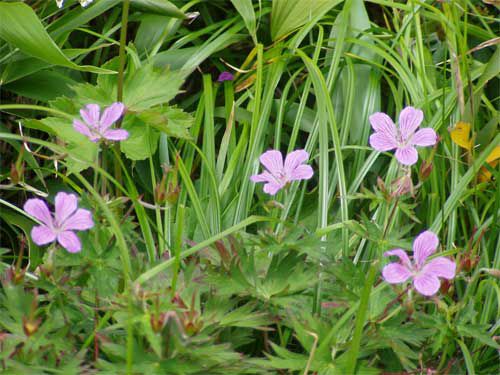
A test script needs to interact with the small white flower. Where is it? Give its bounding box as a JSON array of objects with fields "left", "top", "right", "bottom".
[{"left": 56, "top": 0, "right": 93, "bottom": 8}]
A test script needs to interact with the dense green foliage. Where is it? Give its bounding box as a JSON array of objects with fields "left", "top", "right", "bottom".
[{"left": 0, "top": 0, "right": 499, "bottom": 373}]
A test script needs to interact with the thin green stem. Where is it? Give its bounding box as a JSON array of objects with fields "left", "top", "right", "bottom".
[
  {"left": 171, "top": 204, "right": 185, "bottom": 297},
  {"left": 116, "top": 0, "right": 130, "bottom": 105}
]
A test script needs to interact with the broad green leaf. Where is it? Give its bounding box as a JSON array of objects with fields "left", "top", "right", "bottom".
[
  {"left": 131, "top": 0, "right": 186, "bottom": 18},
  {"left": 230, "top": 0, "right": 257, "bottom": 43},
  {"left": 135, "top": 14, "right": 171, "bottom": 55},
  {"left": 70, "top": 63, "right": 184, "bottom": 111},
  {"left": 123, "top": 65, "right": 184, "bottom": 111},
  {"left": 120, "top": 116, "right": 160, "bottom": 160},
  {"left": 154, "top": 47, "right": 199, "bottom": 70},
  {"left": 138, "top": 107, "right": 194, "bottom": 140},
  {"left": 0, "top": 2, "right": 114, "bottom": 74},
  {"left": 270, "top": 0, "right": 341, "bottom": 40},
  {"left": 3, "top": 70, "right": 76, "bottom": 102}
]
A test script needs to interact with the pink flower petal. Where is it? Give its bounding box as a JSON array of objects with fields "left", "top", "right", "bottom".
[
  {"left": 80, "top": 104, "right": 100, "bottom": 127},
  {"left": 251, "top": 171, "right": 274, "bottom": 183},
  {"left": 55, "top": 192, "right": 78, "bottom": 226},
  {"left": 24, "top": 198, "right": 53, "bottom": 226},
  {"left": 369, "top": 132, "right": 398, "bottom": 152},
  {"left": 259, "top": 150, "right": 283, "bottom": 175},
  {"left": 284, "top": 149, "right": 309, "bottom": 173},
  {"left": 369, "top": 112, "right": 397, "bottom": 136},
  {"left": 31, "top": 225, "right": 56, "bottom": 246},
  {"left": 413, "top": 230, "right": 439, "bottom": 268},
  {"left": 384, "top": 249, "right": 412, "bottom": 269},
  {"left": 382, "top": 263, "right": 412, "bottom": 283},
  {"left": 412, "top": 128, "right": 437, "bottom": 147},
  {"left": 421, "top": 257, "right": 456, "bottom": 280},
  {"left": 64, "top": 209, "right": 94, "bottom": 231},
  {"left": 102, "top": 129, "right": 129, "bottom": 141},
  {"left": 99, "top": 102, "right": 125, "bottom": 130},
  {"left": 413, "top": 272, "right": 440, "bottom": 296},
  {"left": 289, "top": 165, "right": 313, "bottom": 181},
  {"left": 395, "top": 145, "right": 418, "bottom": 165},
  {"left": 73, "top": 119, "right": 93, "bottom": 138},
  {"left": 57, "top": 231, "right": 82, "bottom": 253},
  {"left": 398, "top": 106, "right": 423, "bottom": 141},
  {"left": 263, "top": 181, "right": 283, "bottom": 195}
]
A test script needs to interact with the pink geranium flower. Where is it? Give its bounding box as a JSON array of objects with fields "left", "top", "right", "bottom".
[
  {"left": 23, "top": 192, "right": 94, "bottom": 253},
  {"left": 369, "top": 106, "right": 437, "bottom": 166},
  {"left": 250, "top": 149, "right": 314, "bottom": 195},
  {"left": 382, "top": 230, "right": 456, "bottom": 296},
  {"left": 73, "top": 103, "right": 128, "bottom": 142}
]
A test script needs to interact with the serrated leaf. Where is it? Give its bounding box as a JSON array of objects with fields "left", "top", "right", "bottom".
[
  {"left": 123, "top": 65, "right": 184, "bottom": 111},
  {"left": 120, "top": 115, "right": 160, "bottom": 160},
  {"left": 137, "top": 106, "right": 193, "bottom": 140}
]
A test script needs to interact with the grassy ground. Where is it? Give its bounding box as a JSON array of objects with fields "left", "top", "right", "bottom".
[{"left": 0, "top": 0, "right": 499, "bottom": 373}]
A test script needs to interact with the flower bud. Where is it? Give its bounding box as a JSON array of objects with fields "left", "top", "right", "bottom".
[
  {"left": 165, "top": 182, "right": 180, "bottom": 205},
  {"left": 419, "top": 160, "right": 433, "bottom": 181},
  {"left": 154, "top": 174, "right": 168, "bottom": 204},
  {"left": 391, "top": 174, "right": 414, "bottom": 197},
  {"left": 439, "top": 279, "right": 452, "bottom": 294},
  {"left": 22, "top": 316, "right": 41, "bottom": 337},
  {"left": 10, "top": 155, "right": 24, "bottom": 185},
  {"left": 376, "top": 176, "right": 385, "bottom": 191}
]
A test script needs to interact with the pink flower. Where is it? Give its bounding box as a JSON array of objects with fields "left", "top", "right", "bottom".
[
  {"left": 217, "top": 71, "right": 234, "bottom": 82},
  {"left": 23, "top": 192, "right": 94, "bottom": 253},
  {"left": 250, "top": 149, "right": 314, "bottom": 195},
  {"left": 382, "top": 231, "right": 456, "bottom": 296},
  {"left": 73, "top": 103, "right": 128, "bottom": 142},
  {"left": 369, "top": 106, "right": 437, "bottom": 166}
]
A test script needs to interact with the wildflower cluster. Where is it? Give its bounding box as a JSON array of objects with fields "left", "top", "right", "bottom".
[
  {"left": 251, "top": 106, "right": 455, "bottom": 297},
  {"left": 23, "top": 102, "right": 128, "bottom": 252},
  {"left": 23, "top": 105, "right": 455, "bottom": 298}
]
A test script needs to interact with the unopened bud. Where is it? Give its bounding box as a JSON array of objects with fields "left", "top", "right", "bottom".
[
  {"left": 377, "top": 176, "right": 387, "bottom": 193},
  {"left": 10, "top": 162, "right": 24, "bottom": 184},
  {"left": 391, "top": 174, "right": 414, "bottom": 197},
  {"left": 440, "top": 279, "right": 452, "bottom": 294},
  {"left": 154, "top": 175, "right": 168, "bottom": 204},
  {"left": 165, "top": 183, "right": 180, "bottom": 205},
  {"left": 22, "top": 316, "right": 41, "bottom": 336},
  {"left": 419, "top": 160, "right": 433, "bottom": 181},
  {"left": 150, "top": 313, "right": 164, "bottom": 333}
]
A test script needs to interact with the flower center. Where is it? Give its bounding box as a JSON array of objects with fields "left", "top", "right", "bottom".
[
  {"left": 396, "top": 130, "right": 414, "bottom": 147},
  {"left": 274, "top": 170, "right": 289, "bottom": 185}
]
